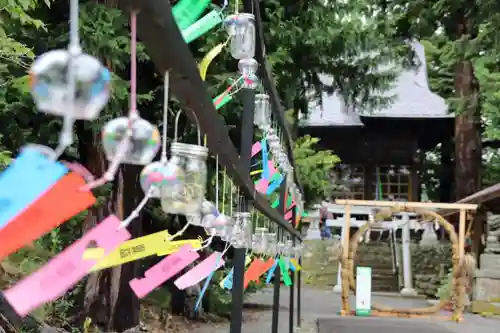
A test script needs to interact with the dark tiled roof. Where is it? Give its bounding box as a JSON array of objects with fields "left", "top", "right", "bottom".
[{"left": 300, "top": 41, "right": 452, "bottom": 127}]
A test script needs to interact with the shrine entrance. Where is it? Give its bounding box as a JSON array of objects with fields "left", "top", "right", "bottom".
[{"left": 335, "top": 199, "right": 477, "bottom": 322}]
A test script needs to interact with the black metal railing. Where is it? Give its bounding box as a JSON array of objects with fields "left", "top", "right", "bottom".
[{"left": 113, "top": 2, "right": 304, "bottom": 333}]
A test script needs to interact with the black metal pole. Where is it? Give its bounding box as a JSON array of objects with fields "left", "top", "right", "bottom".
[
  {"left": 229, "top": 87, "right": 255, "bottom": 333},
  {"left": 272, "top": 179, "right": 287, "bottom": 333},
  {"left": 289, "top": 209, "right": 296, "bottom": 333},
  {"left": 297, "top": 243, "right": 302, "bottom": 328}
]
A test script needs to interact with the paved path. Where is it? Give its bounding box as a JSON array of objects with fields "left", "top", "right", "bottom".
[{"left": 191, "top": 287, "right": 500, "bottom": 333}]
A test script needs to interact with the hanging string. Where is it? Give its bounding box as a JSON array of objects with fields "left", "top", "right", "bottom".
[
  {"left": 52, "top": 0, "right": 81, "bottom": 160},
  {"left": 161, "top": 72, "right": 170, "bottom": 163},
  {"left": 82, "top": 11, "right": 139, "bottom": 191},
  {"left": 128, "top": 10, "right": 138, "bottom": 126},
  {"left": 119, "top": 71, "right": 170, "bottom": 229},
  {"left": 222, "top": 169, "right": 227, "bottom": 214}
]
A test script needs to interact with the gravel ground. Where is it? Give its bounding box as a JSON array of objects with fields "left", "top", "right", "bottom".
[{"left": 189, "top": 287, "right": 500, "bottom": 333}]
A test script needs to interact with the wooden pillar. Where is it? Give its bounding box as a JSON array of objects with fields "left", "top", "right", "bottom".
[
  {"left": 440, "top": 139, "right": 453, "bottom": 203},
  {"left": 340, "top": 205, "right": 351, "bottom": 316},
  {"left": 410, "top": 143, "right": 420, "bottom": 202}
]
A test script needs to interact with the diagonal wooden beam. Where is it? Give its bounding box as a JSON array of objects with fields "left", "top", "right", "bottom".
[{"left": 115, "top": 0, "right": 302, "bottom": 239}]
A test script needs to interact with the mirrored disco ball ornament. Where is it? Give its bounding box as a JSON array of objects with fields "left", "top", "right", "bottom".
[
  {"left": 30, "top": 50, "right": 111, "bottom": 119},
  {"left": 140, "top": 161, "right": 181, "bottom": 198},
  {"left": 102, "top": 117, "right": 161, "bottom": 165}
]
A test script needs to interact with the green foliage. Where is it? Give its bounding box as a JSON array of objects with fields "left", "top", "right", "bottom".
[{"left": 294, "top": 135, "right": 340, "bottom": 204}]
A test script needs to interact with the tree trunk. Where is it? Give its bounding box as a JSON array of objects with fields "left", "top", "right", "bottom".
[
  {"left": 76, "top": 122, "right": 142, "bottom": 332},
  {"left": 454, "top": 5, "right": 483, "bottom": 260}
]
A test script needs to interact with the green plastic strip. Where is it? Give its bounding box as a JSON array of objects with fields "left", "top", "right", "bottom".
[
  {"left": 278, "top": 258, "right": 292, "bottom": 286},
  {"left": 213, "top": 94, "right": 232, "bottom": 110},
  {"left": 271, "top": 195, "right": 293, "bottom": 209},
  {"left": 173, "top": 0, "right": 212, "bottom": 30},
  {"left": 182, "top": 10, "right": 223, "bottom": 43}
]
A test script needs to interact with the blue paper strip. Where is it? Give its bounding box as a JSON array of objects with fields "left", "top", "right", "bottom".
[
  {"left": 265, "top": 258, "right": 279, "bottom": 284},
  {"left": 0, "top": 147, "right": 67, "bottom": 230},
  {"left": 261, "top": 139, "right": 269, "bottom": 179},
  {"left": 266, "top": 174, "right": 284, "bottom": 195},
  {"left": 223, "top": 268, "right": 234, "bottom": 289},
  {"left": 194, "top": 254, "right": 223, "bottom": 312}
]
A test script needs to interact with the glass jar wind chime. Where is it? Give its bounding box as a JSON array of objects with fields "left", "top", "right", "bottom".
[
  {"left": 161, "top": 110, "right": 208, "bottom": 217},
  {"left": 224, "top": 13, "right": 256, "bottom": 60},
  {"left": 231, "top": 211, "right": 252, "bottom": 248},
  {"left": 254, "top": 93, "right": 271, "bottom": 131}
]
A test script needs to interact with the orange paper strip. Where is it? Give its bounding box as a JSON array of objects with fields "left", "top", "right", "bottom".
[
  {"left": 0, "top": 173, "right": 96, "bottom": 260},
  {"left": 243, "top": 258, "right": 264, "bottom": 289},
  {"left": 259, "top": 258, "right": 276, "bottom": 276}
]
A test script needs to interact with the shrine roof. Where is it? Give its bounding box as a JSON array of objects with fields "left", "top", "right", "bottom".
[{"left": 300, "top": 41, "right": 452, "bottom": 128}]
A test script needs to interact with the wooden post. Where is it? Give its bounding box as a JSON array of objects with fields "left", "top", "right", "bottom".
[
  {"left": 455, "top": 208, "right": 467, "bottom": 322},
  {"left": 459, "top": 209, "right": 466, "bottom": 260},
  {"left": 340, "top": 204, "right": 351, "bottom": 316}
]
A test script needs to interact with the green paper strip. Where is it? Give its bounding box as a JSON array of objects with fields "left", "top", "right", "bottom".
[
  {"left": 213, "top": 94, "right": 232, "bottom": 110},
  {"left": 271, "top": 193, "right": 293, "bottom": 208},
  {"left": 182, "top": 10, "right": 222, "bottom": 43},
  {"left": 278, "top": 258, "right": 292, "bottom": 286},
  {"left": 173, "top": 0, "right": 212, "bottom": 30}
]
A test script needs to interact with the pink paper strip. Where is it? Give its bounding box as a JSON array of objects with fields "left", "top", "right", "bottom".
[
  {"left": 174, "top": 252, "right": 225, "bottom": 290},
  {"left": 255, "top": 178, "right": 269, "bottom": 193},
  {"left": 129, "top": 245, "right": 199, "bottom": 298},
  {"left": 3, "top": 215, "right": 129, "bottom": 316},
  {"left": 251, "top": 141, "right": 262, "bottom": 156},
  {"left": 284, "top": 211, "right": 292, "bottom": 220}
]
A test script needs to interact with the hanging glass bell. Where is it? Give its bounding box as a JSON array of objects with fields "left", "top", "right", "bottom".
[
  {"left": 30, "top": 50, "right": 111, "bottom": 120},
  {"left": 161, "top": 111, "right": 208, "bottom": 216},
  {"left": 201, "top": 200, "right": 218, "bottom": 233},
  {"left": 216, "top": 214, "right": 235, "bottom": 241},
  {"left": 224, "top": 13, "right": 256, "bottom": 60},
  {"left": 102, "top": 116, "right": 161, "bottom": 165},
  {"left": 139, "top": 161, "right": 175, "bottom": 198},
  {"left": 254, "top": 93, "right": 271, "bottom": 128}
]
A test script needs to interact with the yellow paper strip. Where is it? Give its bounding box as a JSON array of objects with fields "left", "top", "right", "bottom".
[
  {"left": 88, "top": 230, "right": 171, "bottom": 271},
  {"left": 156, "top": 237, "right": 203, "bottom": 256},
  {"left": 199, "top": 42, "right": 226, "bottom": 81},
  {"left": 290, "top": 258, "right": 302, "bottom": 271},
  {"left": 83, "top": 248, "right": 105, "bottom": 260}
]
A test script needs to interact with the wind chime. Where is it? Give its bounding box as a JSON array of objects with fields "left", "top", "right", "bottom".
[{"left": 0, "top": 0, "right": 304, "bottom": 318}]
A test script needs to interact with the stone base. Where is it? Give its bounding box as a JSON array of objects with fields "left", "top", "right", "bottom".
[
  {"left": 480, "top": 253, "right": 500, "bottom": 269},
  {"left": 306, "top": 229, "right": 321, "bottom": 240},
  {"left": 474, "top": 269, "right": 500, "bottom": 301},
  {"left": 471, "top": 300, "right": 500, "bottom": 315},
  {"left": 400, "top": 288, "right": 418, "bottom": 297}
]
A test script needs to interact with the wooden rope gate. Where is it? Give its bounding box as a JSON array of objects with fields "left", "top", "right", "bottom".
[{"left": 335, "top": 200, "right": 478, "bottom": 322}]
